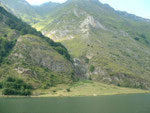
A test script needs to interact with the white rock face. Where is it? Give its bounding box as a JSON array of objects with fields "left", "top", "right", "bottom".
[
  {"left": 43, "top": 8, "right": 107, "bottom": 41},
  {"left": 80, "top": 15, "right": 107, "bottom": 34},
  {"left": 73, "top": 8, "right": 79, "bottom": 17}
]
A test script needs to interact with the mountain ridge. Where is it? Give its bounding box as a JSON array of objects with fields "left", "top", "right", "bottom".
[
  {"left": 1, "top": 0, "right": 150, "bottom": 90},
  {"left": 0, "top": 5, "right": 74, "bottom": 89}
]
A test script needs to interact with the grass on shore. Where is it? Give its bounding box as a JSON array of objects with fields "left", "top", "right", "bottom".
[
  {"left": 32, "top": 81, "right": 150, "bottom": 97},
  {"left": 0, "top": 80, "right": 149, "bottom": 97}
]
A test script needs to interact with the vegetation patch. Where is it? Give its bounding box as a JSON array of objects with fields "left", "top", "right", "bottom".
[
  {"left": 0, "top": 37, "right": 16, "bottom": 64},
  {"left": 1, "top": 77, "right": 33, "bottom": 96},
  {"left": 0, "top": 6, "right": 72, "bottom": 62},
  {"left": 89, "top": 65, "right": 95, "bottom": 72}
]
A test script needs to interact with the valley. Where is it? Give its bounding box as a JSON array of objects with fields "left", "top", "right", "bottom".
[{"left": 0, "top": 0, "right": 150, "bottom": 97}]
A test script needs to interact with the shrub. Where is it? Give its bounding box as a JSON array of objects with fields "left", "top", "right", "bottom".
[
  {"left": 0, "top": 82, "right": 3, "bottom": 89},
  {"left": 42, "top": 84, "right": 49, "bottom": 89},
  {"left": 2, "top": 77, "right": 33, "bottom": 96},
  {"left": 0, "top": 37, "right": 16, "bottom": 63},
  {"left": 66, "top": 88, "right": 71, "bottom": 92},
  {"left": 85, "top": 58, "right": 89, "bottom": 63},
  {"left": 89, "top": 65, "right": 95, "bottom": 72},
  {"left": 54, "top": 46, "right": 71, "bottom": 61},
  {"left": 2, "top": 88, "right": 19, "bottom": 95},
  {"left": 2, "top": 88, "right": 32, "bottom": 96},
  {"left": 6, "top": 77, "right": 16, "bottom": 82},
  {"left": 134, "top": 37, "right": 139, "bottom": 41},
  {"left": 140, "top": 34, "right": 146, "bottom": 39},
  {"left": 21, "top": 90, "right": 32, "bottom": 96},
  {"left": 53, "top": 90, "right": 56, "bottom": 93}
]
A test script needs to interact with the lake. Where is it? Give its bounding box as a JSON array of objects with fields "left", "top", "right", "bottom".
[{"left": 0, "top": 94, "right": 150, "bottom": 113}]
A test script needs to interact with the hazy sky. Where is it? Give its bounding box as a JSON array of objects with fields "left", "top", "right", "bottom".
[{"left": 25, "top": 0, "right": 150, "bottom": 19}]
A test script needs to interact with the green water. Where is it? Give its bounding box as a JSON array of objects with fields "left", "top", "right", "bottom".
[{"left": 0, "top": 94, "right": 150, "bottom": 113}]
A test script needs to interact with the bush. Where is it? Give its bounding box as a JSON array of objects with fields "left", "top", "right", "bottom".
[
  {"left": 0, "top": 82, "right": 3, "bottom": 89},
  {"left": 85, "top": 58, "right": 89, "bottom": 63},
  {"left": 89, "top": 65, "right": 95, "bottom": 72},
  {"left": 2, "top": 77, "right": 33, "bottom": 96},
  {"left": 42, "top": 84, "right": 49, "bottom": 89},
  {"left": 2, "top": 88, "right": 32, "bottom": 96},
  {"left": 6, "top": 77, "right": 16, "bottom": 82},
  {"left": 53, "top": 46, "right": 71, "bottom": 61},
  {"left": 2, "top": 88, "right": 19, "bottom": 95},
  {"left": 134, "top": 37, "right": 139, "bottom": 41},
  {"left": 53, "top": 90, "right": 56, "bottom": 93},
  {"left": 66, "top": 88, "right": 71, "bottom": 92},
  {"left": 0, "top": 37, "right": 16, "bottom": 63},
  {"left": 21, "top": 90, "right": 32, "bottom": 96}
]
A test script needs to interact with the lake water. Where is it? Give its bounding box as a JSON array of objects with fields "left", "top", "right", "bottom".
[{"left": 0, "top": 94, "right": 150, "bottom": 113}]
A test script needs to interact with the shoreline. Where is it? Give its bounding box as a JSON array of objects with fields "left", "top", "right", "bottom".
[
  {"left": 1, "top": 82, "right": 150, "bottom": 98},
  {"left": 0, "top": 91, "right": 150, "bottom": 98}
]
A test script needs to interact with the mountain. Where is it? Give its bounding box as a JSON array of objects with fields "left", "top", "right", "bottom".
[
  {"left": 0, "top": 5, "right": 74, "bottom": 88},
  {"left": 0, "top": 0, "right": 41, "bottom": 24},
  {"left": 33, "top": 2, "right": 59, "bottom": 16},
  {"left": 33, "top": 0, "right": 150, "bottom": 89},
  {"left": 1, "top": 0, "right": 150, "bottom": 89}
]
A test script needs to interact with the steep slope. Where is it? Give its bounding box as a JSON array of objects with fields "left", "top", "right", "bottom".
[
  {"left": 0, "top": 5, "right": 74, "bottom": 88},
  {"left": 1, "top": 0, "right": 150, "bottom": 89},
  {"left": 32, "top": 0, "right": 150, "bottom": 89},
  {"left": 0, "top": 0, "right": 41, "bottom": 24}
]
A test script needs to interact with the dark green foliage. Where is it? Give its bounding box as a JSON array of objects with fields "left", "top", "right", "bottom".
[
  {"left": 85, "top": 58, "right": 89, "bottom": 63},
  {"left": 43, "top": 37, "right": 71, "bottom": 61},
  {"left": 54, "top": 46, "right": 71, "bottom": 61},
  {"left": 0, "top": 37, "right": 16, "bottom": 63},
  {"left": 138, "top": 34, "right": 149, "bottom": 44},
  {"left": 89, "top": 65, "right": 95, "bottom": 72},
  {"left": 66, "top": 88, "right": 71, "bottom": 92},
  {"left": 6, "top": 77, "right": 16, "bottom": 82},
  {"left": 2, "top": 77, "right": 33, "bottom": 96},
  {"left": 2, "top": 88, "right": 31, "bottom": 96},
  {"left": 50, "top": 74, "right": 55, "bottom": 87},
  {"left": 41, "top": 74, "right": 56, "bottom": 89},
  {"left": 134, "top": 37, "right": 139, "bottom": 41},
  {"left": 139, "top": 34, "right": 146, "bottom": 39},
  {"left": 53, "top": 90, "right": 56, "bottom": 93},
  {"left": 4, "top": 34, "right": 7, "bottom": 37},
  {"left": 0, "top": 82, "right": 2, "bottom": 89},
  {"left": 117, "top": 83, "right": 121, "bottom": 87},
  {"left": 71, "top": 71, "right": 78, "bottom": 82},
  {"left": 42, "top": 84, "right": 49, "bottom": 89}
]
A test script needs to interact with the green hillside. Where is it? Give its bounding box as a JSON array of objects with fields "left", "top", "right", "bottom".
[
  {"left": 33, "top": 2, "right": 59, "bottom": 16},
  {"left": 33, "top": 0, "right": 150, "bottom": 89},
  {"left": 1, "top": 0, "right": 150, "bottom": 90},
  {"left": 0, "top": 0, "right": 41, "bottom": 24},
  {"left": 0, "top": 5, "right": 74, "bottom": 95}
]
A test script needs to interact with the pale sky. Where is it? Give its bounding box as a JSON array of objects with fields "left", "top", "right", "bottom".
[{"left": 25, "top": 0, "right": 150, "bottom": 19}]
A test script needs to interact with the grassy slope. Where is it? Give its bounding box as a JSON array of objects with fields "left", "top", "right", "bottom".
[
  {"left": 32, "top": 0, "right": 150, "bottom": 88},
  {"left": 1, "top": 80, "right": 149, "bottom": 97},
  {"left": 0, "top": 0, "right": 42, "bottom": 24},
  {"left": 32, "top": 81, "right": 150, "bottom": 97},
  {"left": 1, "top": 0, "right": 150, "bottom": 91},
  {"left": 0, "top": 6, "right": 74, "bottom": 89},
  {"left": 0, "top": 34, "right": 73, "bottom": 88}
]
